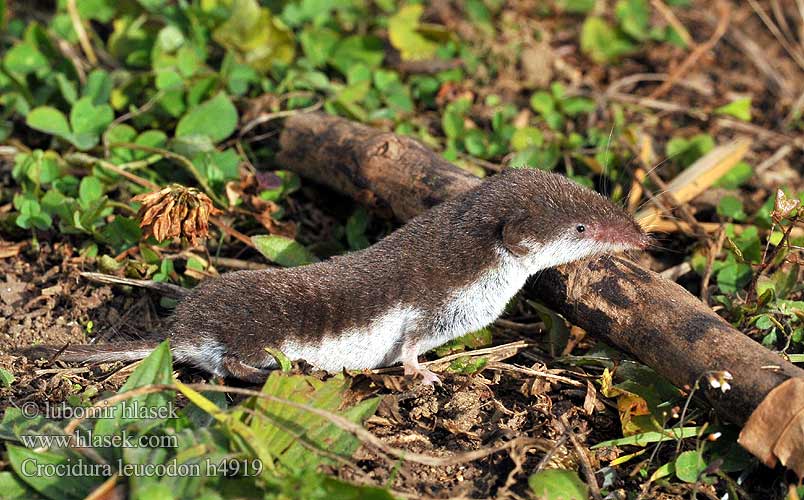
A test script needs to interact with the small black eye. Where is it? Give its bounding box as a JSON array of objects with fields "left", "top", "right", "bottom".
[{"left": 576, "top": 224, "right": 586, "bottom": 233}]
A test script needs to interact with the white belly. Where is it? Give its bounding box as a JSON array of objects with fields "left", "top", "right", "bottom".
[
  {"left": 423, "top": 251, "right": 530, "bottom": 353},
  {"left": 277, "top": 306, "right": 422, "bottom": 371}
]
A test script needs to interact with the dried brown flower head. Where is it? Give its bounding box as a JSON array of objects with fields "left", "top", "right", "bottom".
[{"left": 132, "top": 185, "right": 222, "bottom": 246}]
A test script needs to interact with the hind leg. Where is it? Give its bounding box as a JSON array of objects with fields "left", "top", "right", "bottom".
[
  {"left": 400, "top": 339, "right": 441, "bottom": 386},
  {"left": 222, "top": 356, "right": 271, "bottom": 383}
]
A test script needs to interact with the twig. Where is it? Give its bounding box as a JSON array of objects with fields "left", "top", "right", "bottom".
[
  {"left": 607, "top": 92, "right": 708, "bottom": 120},
  {"left": 649, "top": 0, "right": 730, "bottom": 99},
  {"left": 209, "top": 216, "right": 256, "bottom": 248},
  {"left": 239, "top": 100, "right": 323, "bottom": 137},
  {"left": 650, "top": 0, "right": 693, "bottom": 47},
  {"left": 659, "top": 262, "right": 692, "bottom": 281},
  {"left": 533, "top": 428, "right": 570, "bottom": 472},
  {"left": 558, "top": 415, "right": 602, "bottom": 500},
  {"left": 34, "top": 367, "right": 91, "bottom": 376},
  {"left": 210, "top": 256, "right": 270, "bottom": 270},
  {"left": 755, "top": 144, "right": 793, "bottom": 174},
  {"left": 107, "top": 87, "right": 173, "bottom": 132},
  {"left": 80, "top": 271, "right": 189, "bottom": 299},
  {"left": 65, "top": 0, "right": 97, "bottom": 65},
  {"left": 486, "top": 362, "right": 585, "bottom": 387},
  {"left": 721, "top": 18, "right": 793, "bottom": 98},
  {"left": 606, "top": 73, "right": 712, "bottom": 98},
  {"left": 747, "top": 0, "right": 804, "bottom": 71},
  {"left": 746, "top": 216, "right": 799, "bottom": 302},
  {"left": 715, "top": 119, "right": 801, "bottom": 149},
  {"left": 700, "top": 228, "right": 726, "bottom": 305},
  {"left": 784, "top": 90, "right": 804, "bottom": 127},
  {"left": 65, "top": 152, "right": 160, "bottom": 190},
  {"left": 493, "top": 318, "right": 544, "bottom": 333}
]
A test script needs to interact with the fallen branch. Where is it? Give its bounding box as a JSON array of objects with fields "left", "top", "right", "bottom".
[{"left": 277, "top": 112, "right": 804, "bottom": 429}]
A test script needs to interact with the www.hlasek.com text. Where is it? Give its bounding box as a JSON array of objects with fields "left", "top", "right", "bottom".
[{"left": 19, "top": 430, "right": 178, "bottom": 449}]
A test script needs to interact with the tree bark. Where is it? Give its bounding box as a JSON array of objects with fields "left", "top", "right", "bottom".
[{"left": 277, "top": 112, "right": 803, "bottom": 426}]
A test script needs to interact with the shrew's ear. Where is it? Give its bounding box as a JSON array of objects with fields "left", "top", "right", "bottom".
[{"left": 501, "top": 211, "right": 529, "bottom": 257}]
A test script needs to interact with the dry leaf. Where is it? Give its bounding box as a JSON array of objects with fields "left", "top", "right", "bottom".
[
  {"left": 636, "top": 138, "right": 752, "bottom": 227},
  {"left": 738, "top": 377, "right": 804, "bottom": 478},
  {"left": 225, "top": 172, "right": 296, "bottom": 238},
  {"left": 132, "top": 185, "right": 221, "bottom": 246},
  {"left": 0, "top": 241, "right": 26, "bottom": 259},
  {"left": 583, "top": 380, "right": 599, "bottom": 415},
  {"left": 600, "top": 368, "right": 652, "bottom": 436}
]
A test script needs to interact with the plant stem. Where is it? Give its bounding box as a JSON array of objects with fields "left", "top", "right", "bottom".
[{"left": 65, "top": 152, "right": 160, "bottom": 190}]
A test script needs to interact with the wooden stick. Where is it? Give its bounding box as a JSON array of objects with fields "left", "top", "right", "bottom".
[
  {"left": 80, "top": 272, "right": 188, "bottom": 299},
  {"left": 277, "top": 112, "right": 803, "bottom": 427}
]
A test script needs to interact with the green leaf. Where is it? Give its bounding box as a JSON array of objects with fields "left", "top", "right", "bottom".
[
  {"left": 7, "top": 445, "right": 102, "bottom": 499},
  {"left": 442, "top": 107, "right": 465, "bottom": 139},
  {"left": 448, "top": 356, "right": 488, "bottom": 374},
  {"left": 615, "top": 0, "right": 650, "bottom": 41},
  {"left": 252, "top": 235, "right": 318, "bottom": 267},
  {"left": 713, "top": 161, "right": 753, "bottom": 189},
  {"left": 530, "top": 91, "right": 555, "bottom": 116},
  {"left": 346, "top": 207, "right": 370, "bottom": 250},
  {"left": 265, "top": 348, "right": 292, "bottom": 372},
  {"left": 434, "top": 327, "right": 493, "bottom": 356},
  {"left": 464, "top": 129, "right": 487, "bottom": 157},
  {"left": 561, "top": 96, "right": 596, "bottom": 116},
  {"left": 212, "top": 0, "right": 295, "bottom": 73},
  {"left": 56, "top": 73, "right": 79, "bottom": 104},
  {"left": 555, "top": 0, "right": 597, "bottom": 13},
  {"left": 4, "top": 42, "right": 48, "bottom": 75},
  {"left": 509, "top": 144, "right": 560, "bottom": 170},
  {"left": 26, "top": 106, "right": 71, "bottom": 140},
  {"left": 0, "top": 471, "right": 35, "bottom": 500},
  {"left": 83, "top": 69, "right": 112, "bottom": 105},
  {"left": 299, "top": 27, "right": 339, "bottom": 67},
  {"left": 666, "top": 134, "right": 715, "bottom": 167},
  {"left": 528, "top": 469, "right": 589, "bottom": 500},
  {"left": 580, "top": 16, "right": 636, "bottom": 63},
  {"left": 716, "top": 261, "right": 752, "bottom": 293},
  {"left": 717, "top": 195, "right": 746, "bottom": 221},
  {"left": 388, "top": 4, "right": 439, "bottom": 61},
  {"left": 176, "top": 92, "right": 238, "bottom": 143},
  {"left": 715, "top": 97, "right": 752, "bottom": 122},
  {"left": 241, "top": 373, "right": 380, "bottom": 470},
  {"left": 329, "top": 35, "right": 385, "bottom": 77},
  {"left": 591, "top": 426, "right": 703, "bottom": 448},
  {"left": 675, "top": 450, "right": 707, "bottom": 483},
  {"left": 79, "top": 175, "right": 103, "bottom": 204},
  {"left": 0, "top": 367, "right": 15, "bottom": 387},
  {"left": 510, "top": 127, "right": 543, "bottom": 151},
  {"left": 155, "top": 25, "right": 184, "bottom": 53},
  {"left": 69, "top": 97, "right": 114, "bottom": 150}
]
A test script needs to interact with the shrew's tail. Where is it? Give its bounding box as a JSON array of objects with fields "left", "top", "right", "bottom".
[{"left": 20, "top": 341, "right": 161, "bottom": 364}]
